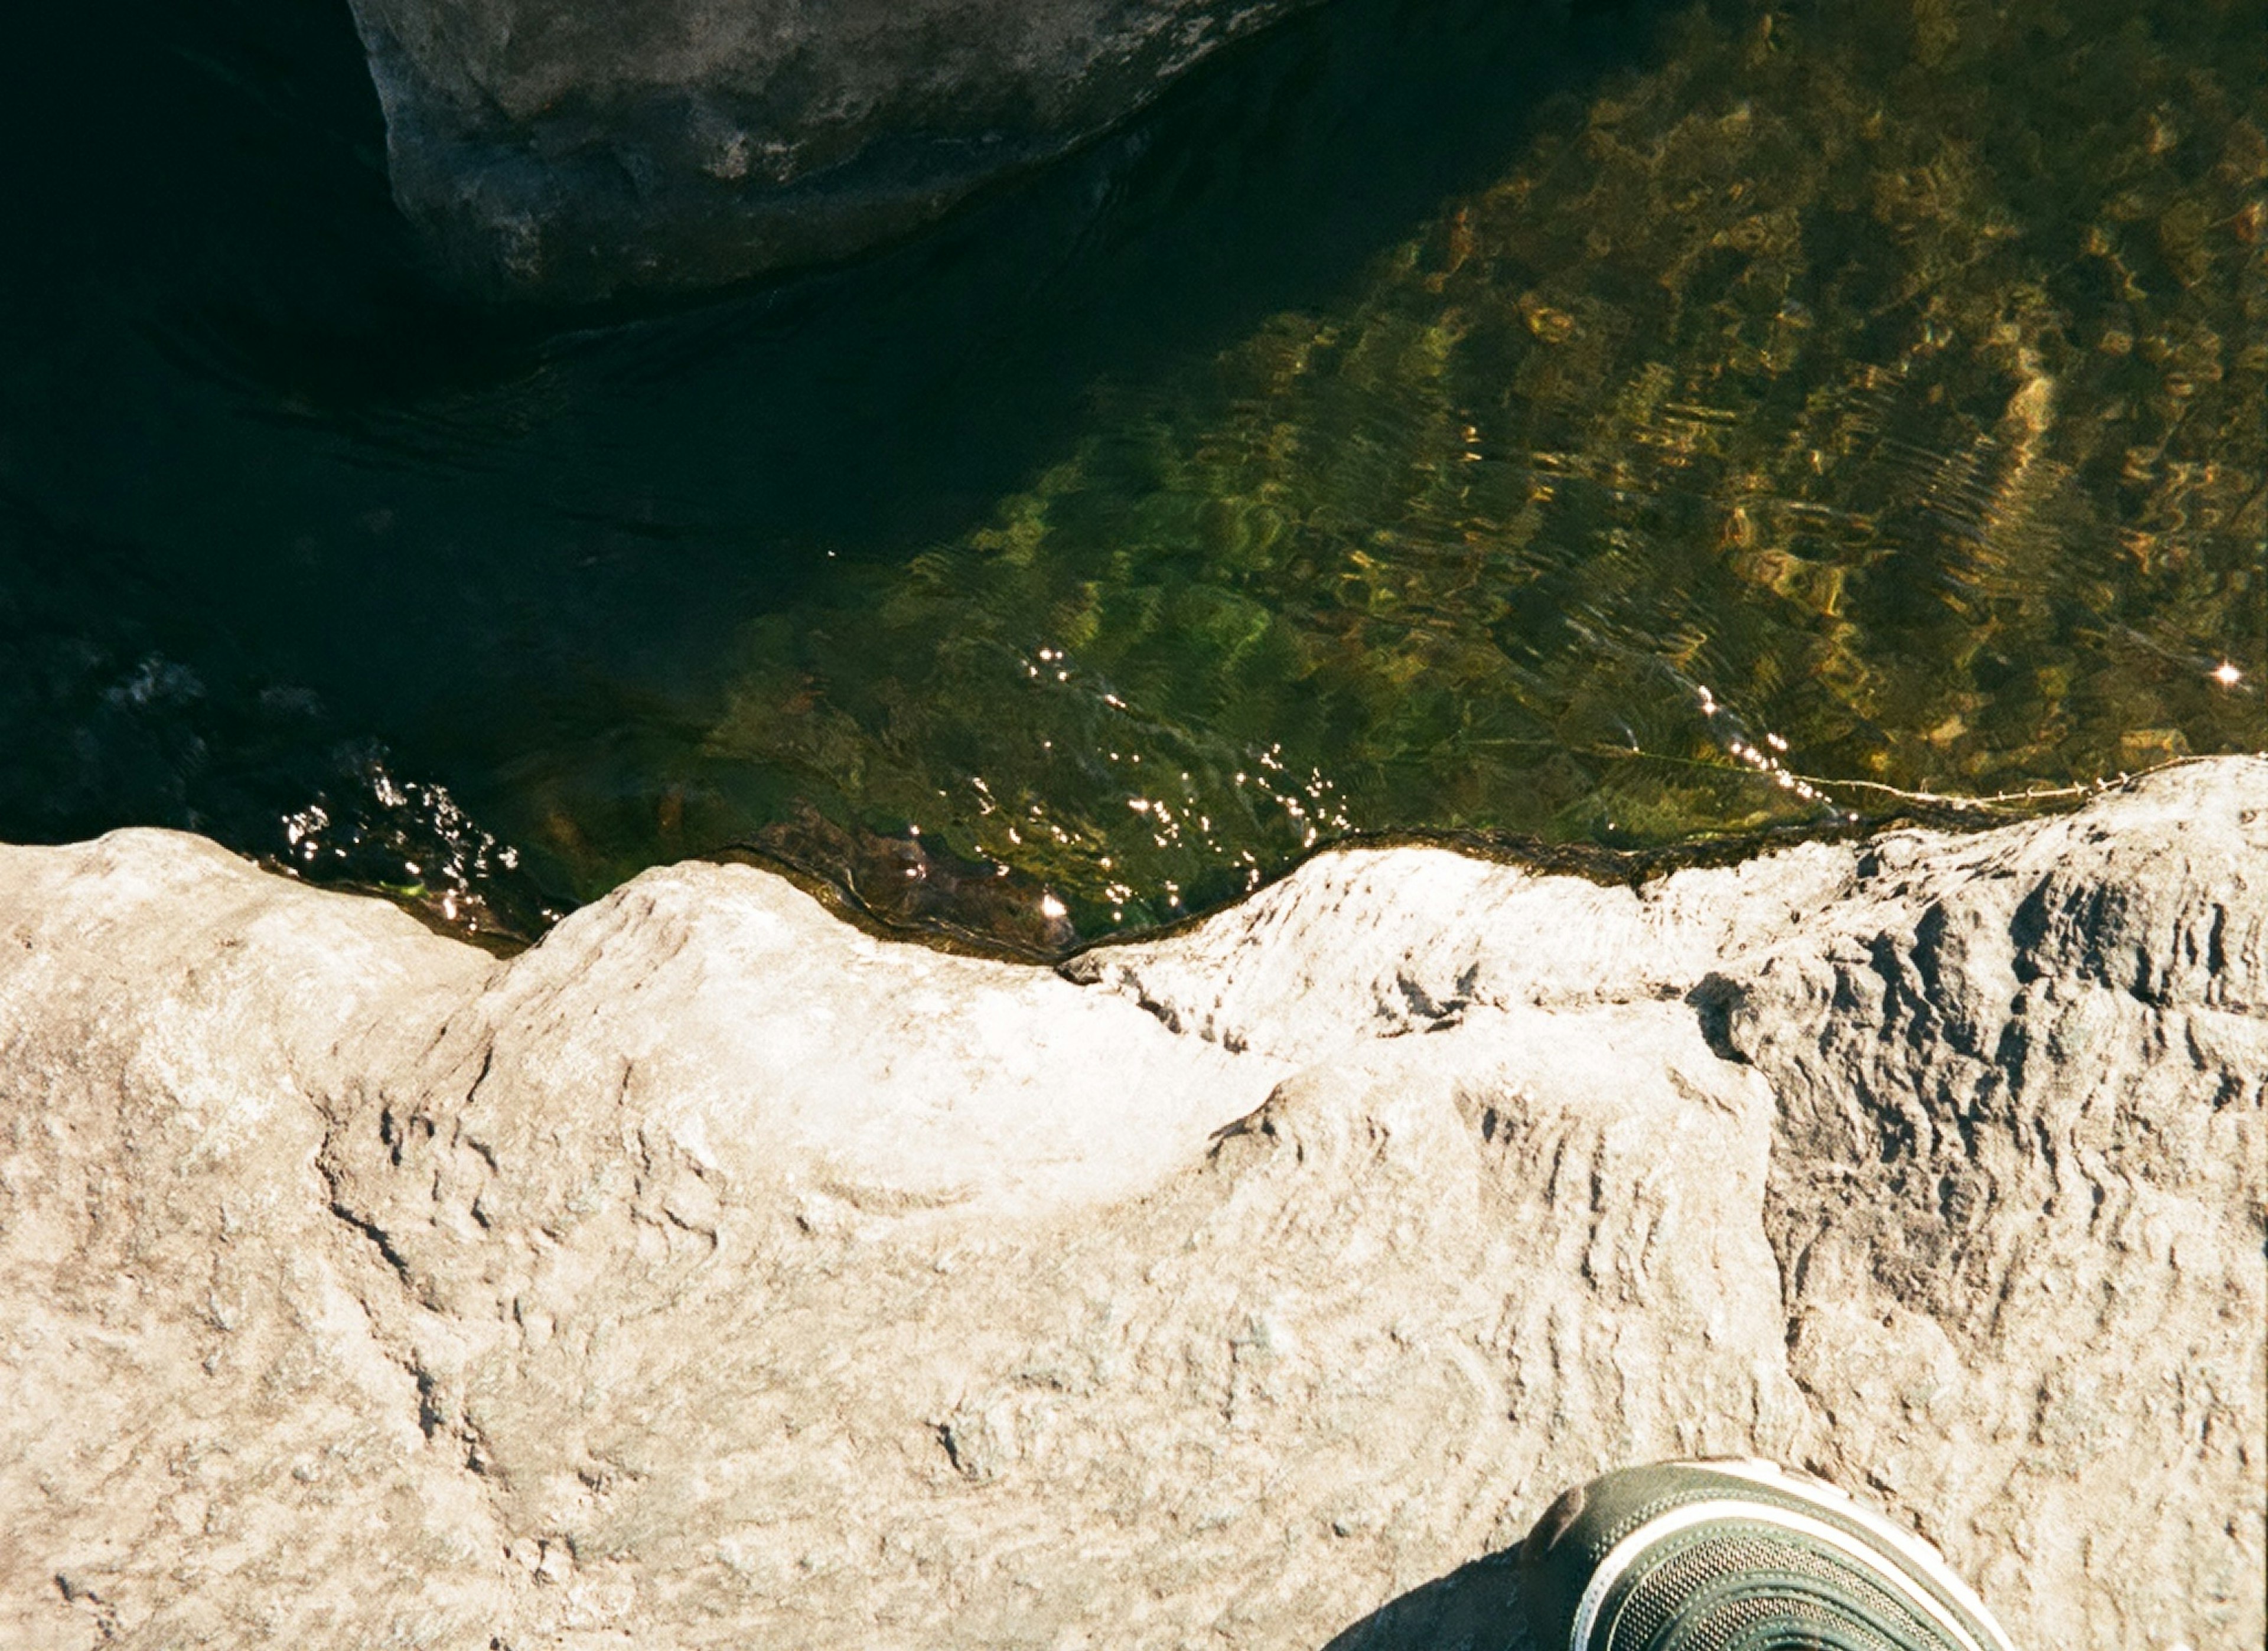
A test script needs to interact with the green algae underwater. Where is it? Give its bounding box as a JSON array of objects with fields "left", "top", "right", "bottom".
[
  {"left": 5, "top": 0, "right": 2262, "bottom": 957},
  {"left": 562, "top": 0, "right": 2266, "bottom": 952}
]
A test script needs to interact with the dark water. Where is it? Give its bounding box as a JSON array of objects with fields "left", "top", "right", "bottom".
[{"left": 2, "top": 0, "right": 2262, "bottom": 954}]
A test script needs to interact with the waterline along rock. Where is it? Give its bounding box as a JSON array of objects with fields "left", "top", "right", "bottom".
[
  {"left": 2, "top": 759, "right": 2263, "bottom": 1649},
  {"left": 344, "top": 0, "right": 1325, "bottom": 301}
]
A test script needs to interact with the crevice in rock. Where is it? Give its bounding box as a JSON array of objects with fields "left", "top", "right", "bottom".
[
  {"left": 1686, "top": 973, "right": 1749, "bottom": 1065},
  {"left": 324, "top": 1190, "right": 416, "bottom": 1294}
]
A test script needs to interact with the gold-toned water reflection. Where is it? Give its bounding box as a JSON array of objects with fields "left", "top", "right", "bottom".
[{"left": 484, "top": 0, "right": 2264, "bottom": 952}]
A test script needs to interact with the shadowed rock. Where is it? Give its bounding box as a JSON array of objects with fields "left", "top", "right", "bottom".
[
  {"left": 1, "top": 760, "right": 2260, "bottom": 1647},
  {"left": 345, "top": 0, "right": 1327, "bottom": 301}
]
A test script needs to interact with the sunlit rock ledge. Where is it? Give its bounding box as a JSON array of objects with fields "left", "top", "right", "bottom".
[{"left": 2, "top": 759, "right": 2262, "bottom": 1650}]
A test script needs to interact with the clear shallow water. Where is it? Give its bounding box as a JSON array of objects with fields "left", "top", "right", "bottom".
[{"left": 1, "top": 0, "right": 2260, "bottom": 954}]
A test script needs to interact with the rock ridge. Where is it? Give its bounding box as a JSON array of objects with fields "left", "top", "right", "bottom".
[{"left": 1, "top": 759, "right": 2261, "bottom": 1649}]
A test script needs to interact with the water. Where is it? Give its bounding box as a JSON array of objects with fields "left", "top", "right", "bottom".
[{"left": 1, "top": 0, "right": 2260, "bottom": 955}]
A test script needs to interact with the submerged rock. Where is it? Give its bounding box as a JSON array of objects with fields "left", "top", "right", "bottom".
[
  {"left": 344, "top": 0, "right": 1324, "bottom": 300},
  {"left": 1, "top": 759, "right": 2261, "bottom": 1647}
]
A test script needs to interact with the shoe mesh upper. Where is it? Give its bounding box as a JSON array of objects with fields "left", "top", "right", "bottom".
[{"left": 1589, "top": 1524, "right": 1963, "bottom": 1651}]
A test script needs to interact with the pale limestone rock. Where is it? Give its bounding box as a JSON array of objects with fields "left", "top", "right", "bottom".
[{"left": 1, "top": 759, "right": 2261, "bottom": 1650}]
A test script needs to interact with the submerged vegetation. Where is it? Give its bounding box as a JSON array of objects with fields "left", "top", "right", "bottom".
[
  {"left": 628, "top": 0, "right": 2263, "bottom": 944},
  {"left": 11, "top": 0, "right": 2255, "bottom": 952}
]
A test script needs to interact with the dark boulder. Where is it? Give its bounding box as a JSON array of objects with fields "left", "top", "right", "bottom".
[{"left": 346, "top": 0, "right": 1325, "bottom": 301}]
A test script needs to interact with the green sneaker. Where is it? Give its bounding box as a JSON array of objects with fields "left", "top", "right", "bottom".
[{"left": 1519, "top": 1459, "right": 2017, "bottom": 1651}]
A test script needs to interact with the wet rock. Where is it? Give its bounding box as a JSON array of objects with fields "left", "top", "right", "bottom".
[
  {"left": 1, "top": 760, "right": 2261, "bottom": 1649},
  {"left": 345, "top": 0, "right": 1325, "bottom": 301},
  {"left": 735, "top": 800, "right": 1081, "bottom": 957}
]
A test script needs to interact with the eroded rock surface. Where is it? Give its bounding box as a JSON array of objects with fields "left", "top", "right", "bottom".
[
  {"left": 346, "top": 0, "right": 1324, "bottom": 300},
  {"left": 2, "top": 761, "right": 2262, "bottom": 1649}
]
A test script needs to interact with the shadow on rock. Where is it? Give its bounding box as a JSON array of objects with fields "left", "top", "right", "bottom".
[{"left": 1321, "top": 1548, "right": 1532, "bottom": 1651}]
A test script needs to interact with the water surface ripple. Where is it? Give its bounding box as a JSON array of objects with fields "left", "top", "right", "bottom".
[{"left": 1, "top": 0, "right": 2260, "bottom": 952}]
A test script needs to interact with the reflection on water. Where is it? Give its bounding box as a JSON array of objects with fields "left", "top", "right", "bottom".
[
  {"left": 650, "top": 0, "right": 2268, "bottom": 944},
  {"left": 0, "top": 0, "right": 2261, "bottom": 953}
]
